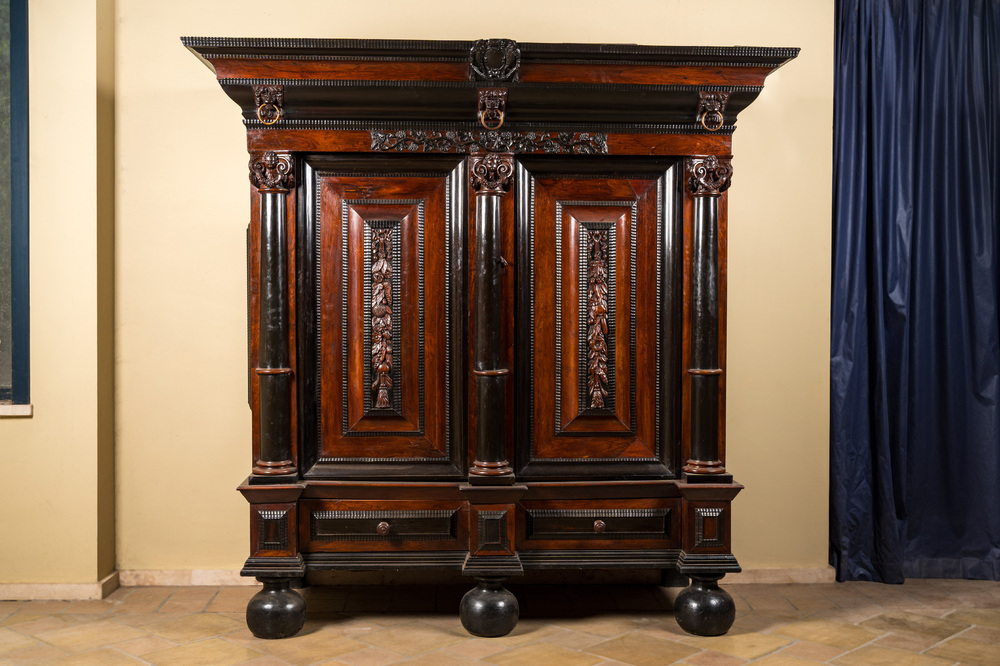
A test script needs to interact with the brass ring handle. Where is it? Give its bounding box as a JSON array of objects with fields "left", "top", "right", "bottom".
[
  {"left": 257, "top": 103, "right": 281, "bottom": 125},
  {"left": 593, "top": 519, "right": 607, "bottom": 534},
  {"left": 376, "top": 521, "right": 391, "bottom": 536},
  {"left": 479, "top": 109, "right": 505, "bottom": 130},
  {"left": 699, "top": 110, "right": 724, "bottom": 132}
]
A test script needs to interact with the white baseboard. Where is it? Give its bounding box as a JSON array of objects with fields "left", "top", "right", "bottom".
[
  {"left": 725, "top": 566, "right": 837, "bottom": 584},
  {"left": 0, "top": 571, "right": 119, "bottom": 601},
  {"left": 118, "top": 569, "right": 258, "bottom": 586}
]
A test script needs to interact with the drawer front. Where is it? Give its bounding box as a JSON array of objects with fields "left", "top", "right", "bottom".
[
  {"left": 300, "top": 500, "right": 468, "bottom": 552},
  {"left": 518, "top": 498, "right": 679, "bottom": 550}
]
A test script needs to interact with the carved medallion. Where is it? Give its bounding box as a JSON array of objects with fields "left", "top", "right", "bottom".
[
  {"left": 371, "top": 130, "right": 608, "bottom": 155},
  {"left": 249, "top": 151, "right": 294, "bottom": 192},
  {"left": 469, "top": 39, "right": 520, "bottom": 82},
  {"left": 370, "top": 228, "right": 393, "bottom": 409},
  {"left": 252, "top": 84, "right": 284, "bottom": 125},
  {"left": 696, "top": 91, "right": 730, "bottom": 131},
  {"left": 686, "top": 156, "right": 733, "bottom": 196},
  {"left": 470, "top": 153, "right": 514, "bottom": 194},
  {"left": 586, "top": 229, "right": 610, "bottom": 409}
]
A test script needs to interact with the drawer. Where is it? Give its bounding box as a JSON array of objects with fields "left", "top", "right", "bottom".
[
  {"left": 518, "top": 498, "right": 679, "bottom": 549},
  {"left": 300, "top": 500, "right": 468, "bottom": 552}
]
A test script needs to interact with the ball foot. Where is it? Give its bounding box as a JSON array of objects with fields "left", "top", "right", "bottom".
[
  {"left": 674, "top": 574, "right": 736, "bottom": 636},
  {"left": 459, "top": 577, "right": 519, "bottom": 637},
  {"left": 246, "top": 577, "right": 306, "bottom": 639}
]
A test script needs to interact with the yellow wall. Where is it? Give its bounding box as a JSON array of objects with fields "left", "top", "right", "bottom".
[
  {"left": 0, "top": 0, "right": 116, "bottom": 583},
  {"left": 2, "top": 0, "right": 832, "bottom": 585}
]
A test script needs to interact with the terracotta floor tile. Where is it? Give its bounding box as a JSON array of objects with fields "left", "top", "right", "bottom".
[
  {"left": 113, "top": 635, "right": 177, "bottom": 656},
  {"left": 960, "top": 624, "right": 1000, "bottom": 643},
  {"left": 336, "top": 645, "right": 409, "bottom": 665},
  {"left": 3, "top": 643, "right": 69, "bottom": 664},
  {"left": 146, "top": 613, "right": 244, "bottom": 643},
  {"left": 45, "top": 648, "right": 147, "bottom": 665},
  {"left": 61, "top": 600, "right": 116, "bottom": 615},
  {"left": 485, "top": 621, "right": 565, "bottom": 648},
  {"left": 550, "top": 615, "right": 653, "bottom": 637},
  {"left": 34, "top": 619, "right": 148, "bottom": 653},
  {"left": 772, "top": 619, "right": 881, "bottom": 649},
  {"left": 486, "top": 641, "right": 604, "bottom": 665},
  {"left": 144, "top": 637, "right": 265, "bottom": 665},
  {"left": 924, "top": 636, "right": 999, "bottom": 665},
  {"left": 236, "top": 657, "right": 295, "bottom": 666},
  {"left": 776, "top": 640, "right": 847, "bottom": 661},
  {"left": 679, "top": 632, "right": 792, "bottom": 659},
  {"left": 0, "top": 627, "right": 38, "bottom": 656},
  {"left": 832, "top": 645, "right": 954, "bottom": 665},
  {"left": 206, "top": 587, "right": 261, "bottom": 613},
  {"left": 946, "top": 607, "right": 1000, "bottom": 630},
  {"left": 538, "top": 627, "right": 611, "bottom": 650},
  {"left": 397, "top": 650, "right": 482, "bottom": 665},
  {"left": 750, "top": 656, "right": 821, "bottom": 666},
  {"left": 18, "top": 602, "right": 71, "bottom": 615},
  {"left": 586, "top": 632, "right": 700, "bottom": 665},
  {"left": 252, "top": 628, "right": 370, "bottom": 664},
  {"left": 860, "top": 609, "right": 969, "bottom": 640},
  {"left": 444, "top": 637, "right": 510, "bottom": 659},
  {"left": 681, "top": 649, "right": 750, "bottom": 665},
  {"left": 363, "top": 620, "right": 466, "bottom": 656},
  {"left": 158, "top": 587, "right": 220, "bottom": 614},
  {"left": 5, "top": 616, "right": 72, "bottom": 637}
]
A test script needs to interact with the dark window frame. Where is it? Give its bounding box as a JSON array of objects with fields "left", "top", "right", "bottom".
[{"left": 2, "top": 0, "right": 28, "bottom": 404}]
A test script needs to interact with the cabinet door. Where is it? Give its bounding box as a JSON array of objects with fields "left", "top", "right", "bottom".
[
  {"left": 515, "top": 158, "right": 683, "bottom": 479},
  {"left": 298, "top": 155, "right": 467, "bottom": 479}
]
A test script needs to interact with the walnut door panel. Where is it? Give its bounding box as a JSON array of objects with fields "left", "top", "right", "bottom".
[
  {"left": 515, "top": 159, "right": 683, "bottom": 479},
  {"left": 299, "top": 155, "right": 467, "bottom": 479}
]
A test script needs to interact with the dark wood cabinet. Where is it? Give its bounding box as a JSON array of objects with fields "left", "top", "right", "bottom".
[{"left": 185, "top": 37, "right": 796, "bottom": 639}]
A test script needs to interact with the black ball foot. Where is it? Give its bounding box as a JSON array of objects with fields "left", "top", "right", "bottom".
[
  {"left": 674, "top": 574, "right": 736, "bottom": 636},
  {"left": 460, "top": 577, "right": 519, "bottom": 637},
  {"left": 246, "top": 577, "right": 306, "bottom": 639}
]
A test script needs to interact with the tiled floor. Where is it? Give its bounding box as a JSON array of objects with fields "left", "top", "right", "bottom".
[{"left": 2, "top": 579, "right": 999, "bottom": 665}]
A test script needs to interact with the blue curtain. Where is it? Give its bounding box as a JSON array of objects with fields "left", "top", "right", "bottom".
[{"left": 831, "top": 0, "right": 1000, "bottom": 582}]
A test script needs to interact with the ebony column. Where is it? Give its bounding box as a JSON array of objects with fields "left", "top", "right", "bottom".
[
  {"left": 468, "top": 152, "right": 514, "bottom": 484},
  {"left": 249, "top": 151, "right": 297, "bottom": 481},
  {"left": 683, "top": 156, "right": 732, "bottom": 479}
]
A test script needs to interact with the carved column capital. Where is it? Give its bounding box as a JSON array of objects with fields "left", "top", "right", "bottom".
[
  {"left": 470, "top": 153, "right": 513, "bottom": 195},
  {"left": 249, "top": 151, "right": 294, "bottom": 192},
  {"left": 686, "top": 156, "right": 733, "bottom": 197}
]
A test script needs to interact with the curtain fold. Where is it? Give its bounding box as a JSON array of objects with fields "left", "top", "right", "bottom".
[{"left": 831, "top": 0, "right": 1000, "bottom": 582}]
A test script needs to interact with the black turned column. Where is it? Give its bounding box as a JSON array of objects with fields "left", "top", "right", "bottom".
[
  {"left": 683, "top": 156, "right": 732, "bottom": 479},
  {"left": 469, "top": 153, "right": 514, "bottom": 484},
  {"left": 250, "top": 151, "right": 297, "bottom": 480}
]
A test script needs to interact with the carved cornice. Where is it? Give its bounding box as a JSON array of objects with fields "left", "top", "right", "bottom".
[
  {"left": 470, "top": 153, "right": 514, "bottom": 194},
  {"left": 252, "top": 84, "right": 284, "bottom": 125},
  {"left": 249, "top": 151, "right": 294, "bottom": 192},
  {"left": 586, "top": 229, "right": 610, "bottom": 409},
  {"left": 370, "top": 130, "right": 608, "bottom": 155},
  {"left": 469, "top": 39, "right": 520, "bottom": 82},
  {"left": 686, "top": 156, "right": 732, "bottom": 196},
  {"left": 696, "top": 91, "right": 729, "bottom": 131},
  {"left": 370, "top": 228, "right": 393, "bottom": 409}
]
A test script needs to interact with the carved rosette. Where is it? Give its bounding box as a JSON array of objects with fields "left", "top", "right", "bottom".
[
  {"left": 370, "top": 228, "right": 393, "bottom": 409},
  {"left": 686, "top": 156, "right": 733, "bottom": 196},
  {"left": 469, "top": 39, "right": 520, "bottom": 82},
  {"left": 252, "top": 84, "right": 284, "bottom": 124},
  {"left": 586, "top": 230, "right": 610, "bottom": 408},
  {"left": 696, "top": 91, "right": 730, "bottom": 131},
  {"left": 249, "top": 151, "right": 294, "bottom": 192},
  {"left": 470, "top": 153, "right": 514, "bottom": 194}
]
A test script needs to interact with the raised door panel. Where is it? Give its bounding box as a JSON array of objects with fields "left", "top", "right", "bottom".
[
  {"left": 298, "top": 155, "right": 467, "bottom": 479},
  {"left": 515, "top": 158, "right": 683, "bottom": 479}
]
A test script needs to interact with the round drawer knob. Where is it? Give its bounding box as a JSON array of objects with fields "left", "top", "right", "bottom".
[
  {"left": 593, "top": 519, "right": 607, "bottom": 534},
  {"left": 376, "top": 521, "right": 391, "bottom": 536}
]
